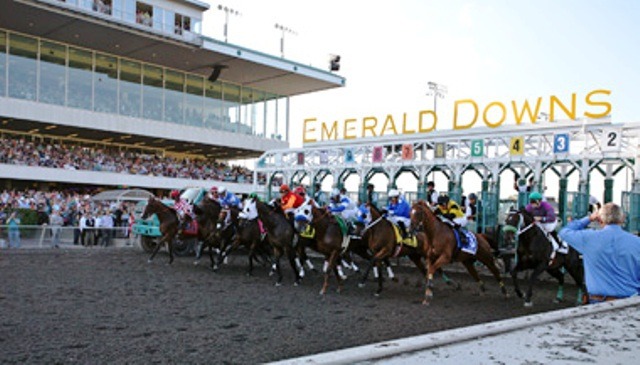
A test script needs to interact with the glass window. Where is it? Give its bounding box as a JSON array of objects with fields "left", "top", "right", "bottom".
[
  {"left": 136, "top": 2, "right": 153, "bottom": 27},
  {"left": 94, "top": 53, "right": 118, "bottom": 113},
  {"left": 192, "top": 18, "right": 202, "bottom": 34},
  {"left": 68, "top": 47, "right": 93, "bottom": 110},
  {"left": 142, "top": 64, "right": 162, "bottom": 121},
  {"left": 204, "top": 80, "right": 222, "bottom": 129},
  {"left": 93, "top": 0, "right": 113, "bottom": 15},
  {"left": 240, "top": 88, "right": 254, "bottom": 135},
  {"left": 185, "top": 74, "right": 203, "bottom": 126},
  {"left": 0, "top": 31, "right": 6, "bottom": 97},
  {"left": 39, "top": 40, "right": 67, "bottom": 106},
  {"left": 265, "top": 97, "right": 278, "bottom": 139},
  {"left": 119, "top": 59, "right": 141, "bottom": 118},
  {"left": 174, "top": 13, "right": 183, "bottom": 35},
  {"left": 164, "top": 69, "right": 184, "bottom": 124},
  {"left": 8, "top": 33, "right": 37, "bottom": 100},
  {"left": 222, "top": 83, "right": 240, "bottom": 132}
]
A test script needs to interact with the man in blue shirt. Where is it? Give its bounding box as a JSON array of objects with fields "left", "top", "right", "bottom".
[{"left": 559, "top": 203, "right": 640, "bottom": 303}]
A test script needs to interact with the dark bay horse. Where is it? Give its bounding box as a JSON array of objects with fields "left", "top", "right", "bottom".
[
  {"left": 142, "top": 197, "right": 179, "bottom": 264},
  {"left": 192, "top": 197, "right": 223, "bottom": 270},
  {"left": 357, "top": 203, "right": 431, "bottom": 297},
  {"left": 410, "top": 200, "right": 508, "bottom": 305},
  {"left": 503, "top": 209, "right": 585, "bottom": 306},
  {"left": 294, "top": 201, "right": 345, "bottom": 295},
  {"left": 246, "top": 197, "right": 301, "bottom": 286}
]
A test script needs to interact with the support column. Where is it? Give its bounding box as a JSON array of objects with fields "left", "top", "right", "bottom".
[
  {"left": 417, "top": 180, "right": 426, "bottom": 200},
  {"left": 358, "top": 181, "right": 368, "bottom": 205},
  {"left": 604, "top": 178, "right": 614, "bottom": 203},
  {"left": 558, "top": 177, "right": 568, "bottom": 223}
]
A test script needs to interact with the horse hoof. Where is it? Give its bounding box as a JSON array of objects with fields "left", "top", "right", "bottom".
[
  {"left": 358, "top": 283, "right": 366, "bottom": 288},
  {"left": 554, "top": 297, "right": 563, "bottom": 304},
  {"left": 147, "top": 259, "right": 153, "bottom": 264},
  {"left": 319, "top": 290, "right": 326, "bottom": 295},
  {"left": 340, "top": 275, "right": 347, "bottom": 281},
  {"left": 275, "top": 282, "right": 282, "bottom": 287},
  {"left": 422, "top": 300, "right": 431, "bottom": 306},
  {"left": 524, "top": 301, "right": 533, "bottom": 307},
  {"left": 193, "top": 261, "right": 200, "bottom": 266},
  {"left": 374, "top": 292, "right": 380, "bottom": 297}
]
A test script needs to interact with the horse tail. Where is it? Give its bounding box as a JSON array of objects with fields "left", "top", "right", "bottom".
[{"left": 480, "top": 232, "right": 499, "bottom": 254}]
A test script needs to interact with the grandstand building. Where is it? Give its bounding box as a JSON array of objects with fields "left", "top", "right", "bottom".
[{"left": 0, "top": 0, "right": 344, "bottom": 194}]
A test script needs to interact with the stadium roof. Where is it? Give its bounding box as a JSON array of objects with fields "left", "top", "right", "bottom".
[{"left": 0, "top": 0, "right": 345, "bottom": 97}]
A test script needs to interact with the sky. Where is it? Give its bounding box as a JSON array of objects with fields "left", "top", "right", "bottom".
[{"left": 201, "top": 0, "right": 640, "bottom": 201}]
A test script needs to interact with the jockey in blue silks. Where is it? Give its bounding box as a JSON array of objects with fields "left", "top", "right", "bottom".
[
  {"left": 328, "top": 188, "right": 357, "bottom": 221},
  {"left": 386, "top": 189, "right": 412, "bottom": 239},
  {"left": 218, "top": 186, "right": 241, "bottom": 227}
]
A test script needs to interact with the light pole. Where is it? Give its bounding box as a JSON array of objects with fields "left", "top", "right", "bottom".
[
  {"left": 426, "top": 81, "right": 448, "bottom": 114},
  {"left": 218, "top": 4, "right": 240, "bottom": 43},
  {"left": 275, "top": 23, "right": 297, "bottom": 58}
]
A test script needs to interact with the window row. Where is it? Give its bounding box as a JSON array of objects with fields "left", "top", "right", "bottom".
[{"left": 0, "top": 30, "right": 289, "bottom": 140}]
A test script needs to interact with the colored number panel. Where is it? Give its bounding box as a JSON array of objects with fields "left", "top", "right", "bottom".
[
  {"left": 553, "top": 133, "right": 570, "bottom": 153},
  {"left": 601, "top": 128, "right": 622, "bottom": 152},
  {"left": 471, "top": 139, "right": 484, "bottom": 157},
  {"left": 510, "top": 137, "right": 524, "bottom": 156},
  {"left": 435, "top": 143, "right": 446, "bottom": 158}
]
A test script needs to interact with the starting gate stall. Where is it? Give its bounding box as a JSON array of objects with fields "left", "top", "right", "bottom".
[
  {"left": 253, "top": 117, "right": 640, "bottom": 234},
  {"left": 622, "top": 190, "right": 640, "bottom": 234}
]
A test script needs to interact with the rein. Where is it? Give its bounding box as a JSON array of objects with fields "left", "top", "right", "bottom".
[{"left": 361, "top": 215, "right": 384, "bottom": 236}]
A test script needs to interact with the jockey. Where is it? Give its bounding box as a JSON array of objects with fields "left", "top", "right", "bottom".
[
  {"left": 208, "top": 186, "right": 220, "bottom": 202},
  {"left": 217, "top": 186, "right": 242, "bottom": 210},
  {"left": 279, "top": 184, "right": 304, "bottom": 216},
  {"left": 434, "top": 195, "right": 468, "bottom": 245},
  {"left": 295, "top": 186, "right": 320, "bottom": 208},
  {"left": 385, "top": 189, "right": 412, "bottom": 239},
  {"left": 170, "top": 189, "right": 193, "bottom": 229},
  {"left": 525, "top": 191, "right": 566, "bottom": 254},
  {"left": 328, "top": 188, "right": 357, "bottom": 221}
]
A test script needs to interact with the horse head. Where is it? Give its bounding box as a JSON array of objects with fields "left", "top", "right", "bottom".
[
  {"left": 293, "top": 200, "right": 314, "bottom": 233},
  {"left": 502, "top": 208, "right": 536, "bottom": 244},
  {"left": 239, "top": 197, "right": 259, "bottom": 221},
  {"left": 409, "top": 200, "right": 433, "bottom": 232},
  {"left": 141, "top": 197, "right": 157, "bottom": 220}
]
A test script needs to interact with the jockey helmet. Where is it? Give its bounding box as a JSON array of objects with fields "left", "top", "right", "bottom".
[
  {"left": 280, "top": 184, "right": 290, "bottom": 193},
  {"left": 468, "top": 193, "right": 477, "bottom": 200},
  {"left": 294, "top": 186, "right": 306, "bottom": 195},
  {"left": 210, "top": 186, "right": 218, "bottom": 193},
  {"left": 388, "top": 189, "right": 400, "bottom": 198},
  {"left": 437, "top": 195, "right": 450, "bottom": 206},
  {"left": 218, "top": 186, "right": 227, "bottom": 195},
  {"left": 170, "top": 190, "right": 180, "bottom": 199},
  {"left": 249, "top": 192, "right": 259, "bottom": 200},
  {"left": 529, "top": 191, "right": 543, "bottom": 202},
  {"left": 331, "top": 188, "right": 341, "bottom": 197}
]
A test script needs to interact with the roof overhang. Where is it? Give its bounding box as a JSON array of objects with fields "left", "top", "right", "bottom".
[{"left": 0, "top": 0, "right": 345, "bottom": 97}]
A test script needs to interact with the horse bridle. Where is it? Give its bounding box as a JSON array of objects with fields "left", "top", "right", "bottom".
[{"left": 503, "top": 212, "right": 536, "bottom": 237}]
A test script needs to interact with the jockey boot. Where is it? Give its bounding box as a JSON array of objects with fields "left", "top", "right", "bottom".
[
  {"left": 397, "top": 221, "right": 408, "bottom": 240},
  {"left": 456, "top": 225, "right": 468, "bottom": 247},
  {"left": 549, "top": 230, "right": 567, "bottom": 253}
]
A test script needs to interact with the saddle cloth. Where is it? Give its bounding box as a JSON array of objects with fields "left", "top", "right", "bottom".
[
  {"left": 452, "top": 229, "right": 478, "bottom": 255},
  {"left": 392, "top": 224, "right": 417, "bottom": 248},
  {"left": 300, "top": 225, "right": 315, "bottom": 239}
]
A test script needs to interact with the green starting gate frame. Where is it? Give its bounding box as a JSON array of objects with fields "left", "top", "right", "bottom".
[{"left": 254, "top": 118, "right": 640, "bottom": 230}]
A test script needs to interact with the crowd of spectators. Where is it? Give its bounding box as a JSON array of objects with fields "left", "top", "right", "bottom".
[
  {"left": 0, "top": 188, "right": 135, "bottom": 247},
  {"left": 0, "top": 135, "right": 280, "bottom": 186}
]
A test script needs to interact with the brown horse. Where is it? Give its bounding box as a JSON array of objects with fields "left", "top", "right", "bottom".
[
  {"left": 294, "top": 201, "right": 345, "bottom": 295},
  {"left": 192, "top": 197, "right": 223, "bottom": 270},
  {"left": 356, "top": 203, "right": 430, "bottom": 297},
  {"left": 142, "top": 197, "right": 179, "bottom": 264},
  {"left": 410, "top": 200, "right": 508, "bottom": 305},
  {"left": 246, "top": 197, "right": 301, "bottom": 286}
]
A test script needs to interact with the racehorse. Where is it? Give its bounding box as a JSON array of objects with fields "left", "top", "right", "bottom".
[
  {"left": 142, "top": 197, "right": 179, "bottom": 264},
  {"left": 192, "top": 197, "right": 223, "bottom": 270},
  {"left": 503, "top": 209, "right": 586, "bottom": 306},
  {"left": 216, "top": 200, "right": 273, "bottom": 276},
  {"left": 246, "top": 197, "right": 302, "bottom": 286},
  {"left": 294, "top": 201, "right": 346, "bottom": 295},
  {"left": 356, "top": 203, "right": 431, "bottom": 297},
  {"left": 410, "top": 200, "right": 508, "bottom": 305}
]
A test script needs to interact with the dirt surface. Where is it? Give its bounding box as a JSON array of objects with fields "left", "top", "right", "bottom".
[{"left": 0, "top": 248, "right": 581, "bottom": 364}]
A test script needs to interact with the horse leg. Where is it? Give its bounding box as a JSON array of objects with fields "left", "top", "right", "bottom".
[
  {"left": 383, "top": 258, "right": 396, "bottom": 282},
  {"left": 285, "top": 246, "right": 302, "bottom": 286},
  {"left": 437, "top": 268, "right": 460, "bottom": 290},
  {"left": 358, "top": 257, "right": 375, "bottom": 288},
  {"left": 424, "top": 255, "right": 449, "bottom": 305},
  {"left": 167, "top": 236, "right": 174, "bottom": 265},
  {"left": 407, "top": 253, "right": 427, "bottom": 288},
  {"left": 476, "top": 248, "right": 508, "bottom": 298},
  {"left": 373, "top": 249, "right": 392, "bottom": 296},
  {"left": 330, "top": 251, "right": 344, "bottom": 294},
  {"left": 523, "top": 262, "right": 548, "bottom": 307},
  {"left": 461, "top": 259, "right": 485, "bottom": 294},
  {"left": 546, "top": 267, "right": 565, "bottom": 303},
  {"left": 510, "top": 264, "right": 524, "bottom": 299},
  {"left": 273, "top": 247, "right": 283, "bottom": 286},
  {"left": 564, "top": 257, "right": 586, "bottom": 305},
  {"left": 148, "top": 237, "right": 164, "bottom": 263}
]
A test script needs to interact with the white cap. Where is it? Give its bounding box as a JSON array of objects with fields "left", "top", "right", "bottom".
[
  {"left": 331, "top": 188, "right": 341, "bottom": 197},
  {"left": 219, "top": 186, "right": 227, "bottom": 194},
  {"left": 388, "top": 189, "right": 400, "bottom": 198}
]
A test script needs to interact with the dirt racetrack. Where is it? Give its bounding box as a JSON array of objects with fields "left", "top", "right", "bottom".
[{"left": 0, "top": 247, "right": 580, "bottom": 364}]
